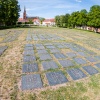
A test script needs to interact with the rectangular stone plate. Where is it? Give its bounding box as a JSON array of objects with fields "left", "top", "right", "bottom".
[
  {"left": 21, "top": 74, "right": 43, "bottom": 90},
  {"left": 67, "top": 68, "right": 86, "bottom": 80},
  {"left": 46, "top": 71, "right": 68, "bottom": 86}
]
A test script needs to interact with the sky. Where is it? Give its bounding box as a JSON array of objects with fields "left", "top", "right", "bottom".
[{"left": 18, "top": 0, "right": 100, "bottom": 18}]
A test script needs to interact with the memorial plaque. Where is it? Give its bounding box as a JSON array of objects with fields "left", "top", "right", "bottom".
[
  {"left": 67, "top": 68, "right": 86, "bottom": 80},
  {"left": 46, "top": 45, "right": 56, "bottom": 49},
  {"left": 53, "top": 53, "right": 66, "bottom": 59},
  {"left": 42, "top": 61, "right": 58, "bottom": 70},
  {"left": 74, "top": 57, "right": 87, "bottom": 64},
  {"left": 83, "top": 66, "right": 99, "bottom": 75},
  {"left": 46, "top": 71, "right": 68, "bottom": 86},
  {"left": 49, "top": 49, "right": 60, "bottom": 53},
  {"left": 37, "top": 49, "right": 48, "bottom": 54},
  {"left": 21, "top": 74, "right": 43, "bottom": 90},
  {"left": 95, "top": 63, "right": 100, "bottom": 68},
  {"left": 86, "top": 56, "right": 97, "bottom": 62},
  {"left": 59, "top": 60, "right": 74, "bottom": 67},
  {"left": 23, "top": 56, "right": 36, "bottom": 62},
  {"left": 23, "top": 50, "right": 34, "bottom": 56},
  {"left": 39, "top": 54, "right": 52, "bottom": 60},
  {"left": 66, "top": 52, "right": 77, "bottom": 58},
  {"left": 22, "top": 63, "right": 38, "bottom": 73}
]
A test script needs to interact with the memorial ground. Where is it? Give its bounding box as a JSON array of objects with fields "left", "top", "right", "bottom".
[{"left": 0, "top": 27, "right": 100, "bottom": 100}]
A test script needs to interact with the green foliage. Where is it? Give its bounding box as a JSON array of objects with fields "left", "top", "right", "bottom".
[
  {"left": 55, "top": 14, "right": 70, "bottom": 27},
  {"left": 87, "top": 5, "right": 100, "bottom": 28},
  {"left": 0, "top": 0, "right": 20, "bottom": 26},
  {"left": 77, "top": 9, "right": 88, "bottom": 27},
  {"left": 29, "top": 19, "right": 33, "bottom": 24},
  {"left": 68, "top": 11, "right": 80, "bottom": 28},
  {"left": 55, "top": 5, "right": 100, "bottom": 31},
  {"left": 39, "top": 17, "right": 45, "bottom": 24}
]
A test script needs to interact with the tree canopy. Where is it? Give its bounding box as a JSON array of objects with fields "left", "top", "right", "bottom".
[
  {"left": 0, "top": 0, "right": 20, "bottom": 26},
  {"left": 55, "top": 5, "right": 100, "bottom": 31}
]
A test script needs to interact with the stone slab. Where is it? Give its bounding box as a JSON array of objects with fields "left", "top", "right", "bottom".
[
  {"left": 46, "top": 45, "right": 56, "bottom": 49},
  {"left": 22, "top": 63, "right": 38, "bottom": 73},
  {"left": 66, "top": 52, "right": 77, "bottom": 58},
  {"left": 74, "top": 58, "right": 87, "bottom": 64},
  {"left": 42, "top": 61, "right": 58, "bottom": 70},
  {"left": 23, "top": 56, "right": 36, "bottom": 62},
  {"left": 67, "top": 68, "right": 86, "bottom": 80},
  {"left": 59, "top": 60, "right": 74, "bottom": 68},
  {"left": 83, "top": 66, "right": 99, "bottom": 75},
  {"left": 23, "top": 50, "right": 34, "bottom": 56},
  {"left": 21, "top": 74, "right": 43, "bottom": 90},
  {"left": 39, "top": 54, "right": 52, "bottom": 60},
  {"left": 37, "top": 49, "right": 48, "bottom": 54},
  {"left": 53, "top": 53, "right": 66, "bottom": 59},
  {"left": 95, "top": 63, "right": 100, "bottom": 68},
  {"left": 49, "top": 49, "right": 60, "bottom": 53},
  {"left": 46, "top": 71, "right": 68, "bottom": 86},
  {"left": 86, "top": 56, "right": 97, "bottom": 62}
]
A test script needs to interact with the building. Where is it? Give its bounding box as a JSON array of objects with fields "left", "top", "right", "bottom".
[
  {"left": 42, "top": 19, "right": 55, "bottom": 26},
  {"left": 18, "top": 7, "right": 40, "bottom": 25}
]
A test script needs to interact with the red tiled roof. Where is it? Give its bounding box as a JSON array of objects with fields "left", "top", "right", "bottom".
[
  {"left": 33, "top": 18, "right": 40, "bottom": 22},
  {"left": 43, "top": 19, "right": 55, "bottom": 22},
  {"left": 18, "top": 18, "right": 29, "bottom": 22}
]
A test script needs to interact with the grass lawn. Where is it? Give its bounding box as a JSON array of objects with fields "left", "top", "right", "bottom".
[{"left": 0, "top": 27, "right": 100, "bottom": 100}]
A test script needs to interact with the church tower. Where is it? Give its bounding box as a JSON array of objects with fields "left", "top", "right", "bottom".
[{"left": 23, "top": 6, "right": 26, "bottom": 19}]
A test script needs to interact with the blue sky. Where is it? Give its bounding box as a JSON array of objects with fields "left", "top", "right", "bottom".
[{"left": 18, "top": 0, "right": 100, "bottom": 18}]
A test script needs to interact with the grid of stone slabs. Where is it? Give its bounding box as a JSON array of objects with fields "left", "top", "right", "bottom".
[
  {"left": 39, "top": 54, "right": 52, "bottom": 60},
  {"left": 21, "top": 74, "right": 43, "bottom": 90},
  {"left": 83, "top": 66, "right": 99, "bottom": 75},
  {"left": 53, "top": 53, "right": 66, "bottom": 59},
  {"left": 42, "top": 61, "right": 58, "bottom": 70},
  {"left": 59, "top": 60, "right": 74, "bottom": 68},
  {"left": 46, "top": 71, "right": 68, "bottom": 86},
  {"left": 22, "top": 63, "right": 38, "bottom": 73},
  {"left": 74, "top": 57, "right": 87, "bottom": 65},
  {"left": 67, "top": 68, "right": 87, "bottom": 80}
]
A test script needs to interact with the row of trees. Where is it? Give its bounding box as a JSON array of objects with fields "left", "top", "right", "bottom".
[
  {"left": 55, "top": 5, "right": 100, "bottom": 32},
  {"left": 0, "top": 0, "right": 20, "bottom": 26}
]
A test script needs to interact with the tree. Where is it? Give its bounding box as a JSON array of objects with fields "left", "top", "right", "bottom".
[
  {"left": 29, "top": 19, "right": 33, "bottom": 24},
  {"left": 64, "top": 14, "right": 70, "bottom": 27},
  {"left": 55, "top": 15, "right": 60, "bottom": 27},
  {"left": 76, "top": 9, "right": 88, "bottom": 29},
  {"left": 0, "top": 0, "right": 20, "bottom": 26},
  {"left": 68, "top": 11, "right": 80, "bottom": 28},
  {"left": 39, "top": 17, "right": 45, "bottom": 24},
  {"left": 87, "top": 5, "right": 100, "bottom": 32}
]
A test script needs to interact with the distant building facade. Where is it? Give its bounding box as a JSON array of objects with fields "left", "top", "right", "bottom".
[
  {"left": 42, "top": 19, "right": 55, "bottom": 26},
  {"left": 18, "top": 7, "right": 40, "bottom": 25}
]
